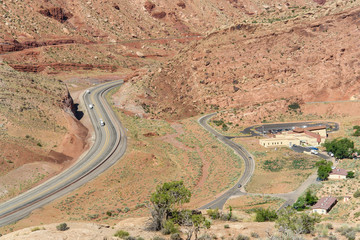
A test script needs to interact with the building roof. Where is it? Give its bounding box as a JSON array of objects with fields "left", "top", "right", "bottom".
[
  {"left": 312, "top": 196, "right": 337, "bottom": 210},
  {"left": 293, "top": 125, "right": 326, "bottom": 133},
  {"left": 330, "top": 168, "right": 348, "bottom": 176},
  {"left": 304, "top": 130, "right": 321, "bottom": 143}
]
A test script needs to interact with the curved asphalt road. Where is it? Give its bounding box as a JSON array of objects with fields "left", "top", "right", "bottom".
[
  {"left": 0, "top": 80, "right": 126, "bottom": 226},
  {"left": 198, "top": 113, "right": 255, "bottom": 209}
]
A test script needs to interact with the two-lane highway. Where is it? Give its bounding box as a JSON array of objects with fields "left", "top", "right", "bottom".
[
  {"left": 0, "top": 81, "right": 127, "bottom": 226},
  {"left": 198, "top": 113, "right": 255, "bottom": 209}
]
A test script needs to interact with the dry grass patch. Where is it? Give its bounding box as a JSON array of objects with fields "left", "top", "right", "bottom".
[{"left": 233, "top": 137, "right": 318, "bottom": 194}]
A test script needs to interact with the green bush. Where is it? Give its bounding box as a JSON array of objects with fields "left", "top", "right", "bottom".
[
  {"left": 56, "top": 223, "right": 69, "bottom": 231},
  {"left": 224, "top": 224, "right": 230, "bottom": 229},
  {"left": 353, "top": 190, "right": 360, "bottom": 198},
  {"left": 323, "top": 138, "right": 355, "bottom": 159},
  {"left": 255, "top": 208, "right": 277, "bottom": 222},
  {"left": 31, "top": 227, "right": 41, "bottom": 232},
  {"left": 207, "top": 208, "right": 220, "bottom": 219},
  {"left": 114, "top": 230, "right": 130, "bottom": 238},
  {"left": 288, "top": 102, "right": 300, "bottom": 110},
  {"left": 347, "top": 171, "right": 355, "bottom": 179},
  {"left": 161, "top": 220, "right": 179, "bottom": 235}
]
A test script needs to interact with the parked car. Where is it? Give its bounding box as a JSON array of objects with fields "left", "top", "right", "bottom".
[
  {"left": 328, "top": 152, "right": 334, "bottom": 157},
  {"left": 310, "top": 149, "right": 319, "bottom": 155}
]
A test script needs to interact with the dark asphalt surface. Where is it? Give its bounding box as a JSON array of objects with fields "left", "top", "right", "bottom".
[
  {"left": 242, "top": 121, "right": 339, "bottom": 137},
  {"left": 198, "top": 113, "right": 254, "bottom": 210},
  {"left": 0, "top": 81, "right": 127, "bottom": 226}
]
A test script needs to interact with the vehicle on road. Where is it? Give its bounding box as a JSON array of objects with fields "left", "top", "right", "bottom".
[
  {"left": 311, "top": 149, "right": 319, "bottom": 155},
  {"left": 89, "top": 104, "right": 94, "bottom": 109},
  {"left": 328, "top": 152, "right": 334, "bottom": 157},
  {"left": 238, "top": 184, "right": 242, "bottom": 188},
  {"left": 86, "top": 89, "right": 91, "bottom": 94},
  {"left": 100, "top": 119, "right": 105, "bottom": 126}
]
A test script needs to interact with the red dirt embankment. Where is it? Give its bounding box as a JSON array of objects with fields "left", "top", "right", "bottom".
[
  {"left": 0, "top": 38, "right": 80, "bottom": 54},
  {"left": 9, "top": 63, "right": 117, "bottom": 73}
]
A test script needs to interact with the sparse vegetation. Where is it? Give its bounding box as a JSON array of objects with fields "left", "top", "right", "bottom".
[
  {"left": 276, "top": 207, "right": 320, "bottom": 234},
  {"left": 114, "top": 230, "right": 130, "bottom": 238},
  {"left": 56, "top": 223, "right": 69, "bottom": 231},
  {"left": 288, "top": 102, "right": 300, "bottom": 110},
  {"left": 255, "top": 208, "right": 278, "bottom": 222}
]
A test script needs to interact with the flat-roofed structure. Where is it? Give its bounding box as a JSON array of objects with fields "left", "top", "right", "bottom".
[
  {"left": 328, "top": 168, "right": 348, "bottom": 180},
  {"left": 312, "top": 196, "right": 337, "bottom": 214},
  {"left": 259, "top": 125, "right": 327, "bottom": 148}
]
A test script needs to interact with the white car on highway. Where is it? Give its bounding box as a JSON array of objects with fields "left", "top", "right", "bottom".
[
  {"left": 100, "top": 119, "right": 105, "bottom": 126},
  {"left": 89, "top": 104, "right": 94, "bottom": 109}
]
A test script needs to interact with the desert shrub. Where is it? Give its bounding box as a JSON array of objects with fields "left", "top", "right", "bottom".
[
  {"left": 213, "top": 119, "right": 225, "bottom": 126},
  {"left": 255, "top": 208, "right": 278, "bottom": 222},
  {"left": 114, "top": 230, "right": 130, "bottom": 238},
  {"left": 125, "top": 237, "right": 136, "bottom": 240},
  {"left": 328, "top": 234, "right": 337, "bottom": 240},
  {"left": 288, "top": 102, "right": 300, "bottom": 110},
  {"left": 354, "top": 212, "right": 360, "bottom": 218},
  {"left": 336, "top": 225, "right": 359, "bottom": 240},
  {"left": 347, "top": 171, "right": 355, "bottom": 179},
  {"left": 31, "top": 227, "right": 41, "bottom": 232},
  {"left": 106, "top": 211, "right": 112, "bottom": 216},
  {"left": 263, "top": 159, "right": 284, "bottom": 172},
  {"left": 326, "top": 223, "right": 334, "bottom": 229},
  {"left": 224, "top": 224, "right": 230, "bottom": 229},
  {"left": 353, "top": 190, "right": 360, "bottom": 198},
  {"left": 198, "top": 234, "right": 212, "bottom": 240},
  {"left": 162, "top": 220, "right": 179, "bottom": 235},
  {"left": 56, "top": 223, "right": 69, "bottom": 231},
  {"left": 207, "top": 209, "right": 220, "bottom": 219},
  {"left": 276, "top": 207, "right": 320, "bottom": 234},
  {"left": 136, "top": 238, "right": 145, "bottom": 240},
  {"left": 251, "top": 232, "right": 259, "bottom": 238},
  {"left": 236, "top": 234, "right": 249, "bottom": 240},
  {"left": 170, "top": 233, "right": 182, "bottom": 240},
  {"left": 152, "top": 237, "right": 165, "bottom": 240}
]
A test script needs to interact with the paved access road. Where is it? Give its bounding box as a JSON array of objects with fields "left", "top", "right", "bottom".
[
  {"left": 198, "top": 113, "right": 255, "bottom": 209},
  {"left": 0, "top": 81, "right": 127, "bottom": 226},
  {"left": 198, "top": 113, "right": 337, "bottom": 210}
]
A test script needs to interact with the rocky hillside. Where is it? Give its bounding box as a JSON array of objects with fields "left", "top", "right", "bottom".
[
  {"left": 0, "top": 63, "right": 87, "bottom": 202},
  {"left": 133, "top": 2, "right": 360, "bottom": 123},
  {"left": 0, "top": 0, "right": 329, "bottom": 49}
]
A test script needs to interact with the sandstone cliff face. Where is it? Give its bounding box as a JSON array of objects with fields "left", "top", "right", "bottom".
[{"left": 140, "top": 6, "right": 360, "bottom": 121}]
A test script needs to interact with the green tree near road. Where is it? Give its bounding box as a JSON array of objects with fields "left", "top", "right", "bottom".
[
  {"left": 149, "top": 181, "right": 191, "bottom": 231},
  {"left": 316, "top": 160, "right": 333, "bottom": 181},
  {"left": 347, "top": 171, "right": 355, "bottom": 179},
  {"left": 293, "top": 190, "right": 318, "bottom": 211},
  {"left": 323, "top": 138, "right": 355, "bottom": 159}
]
